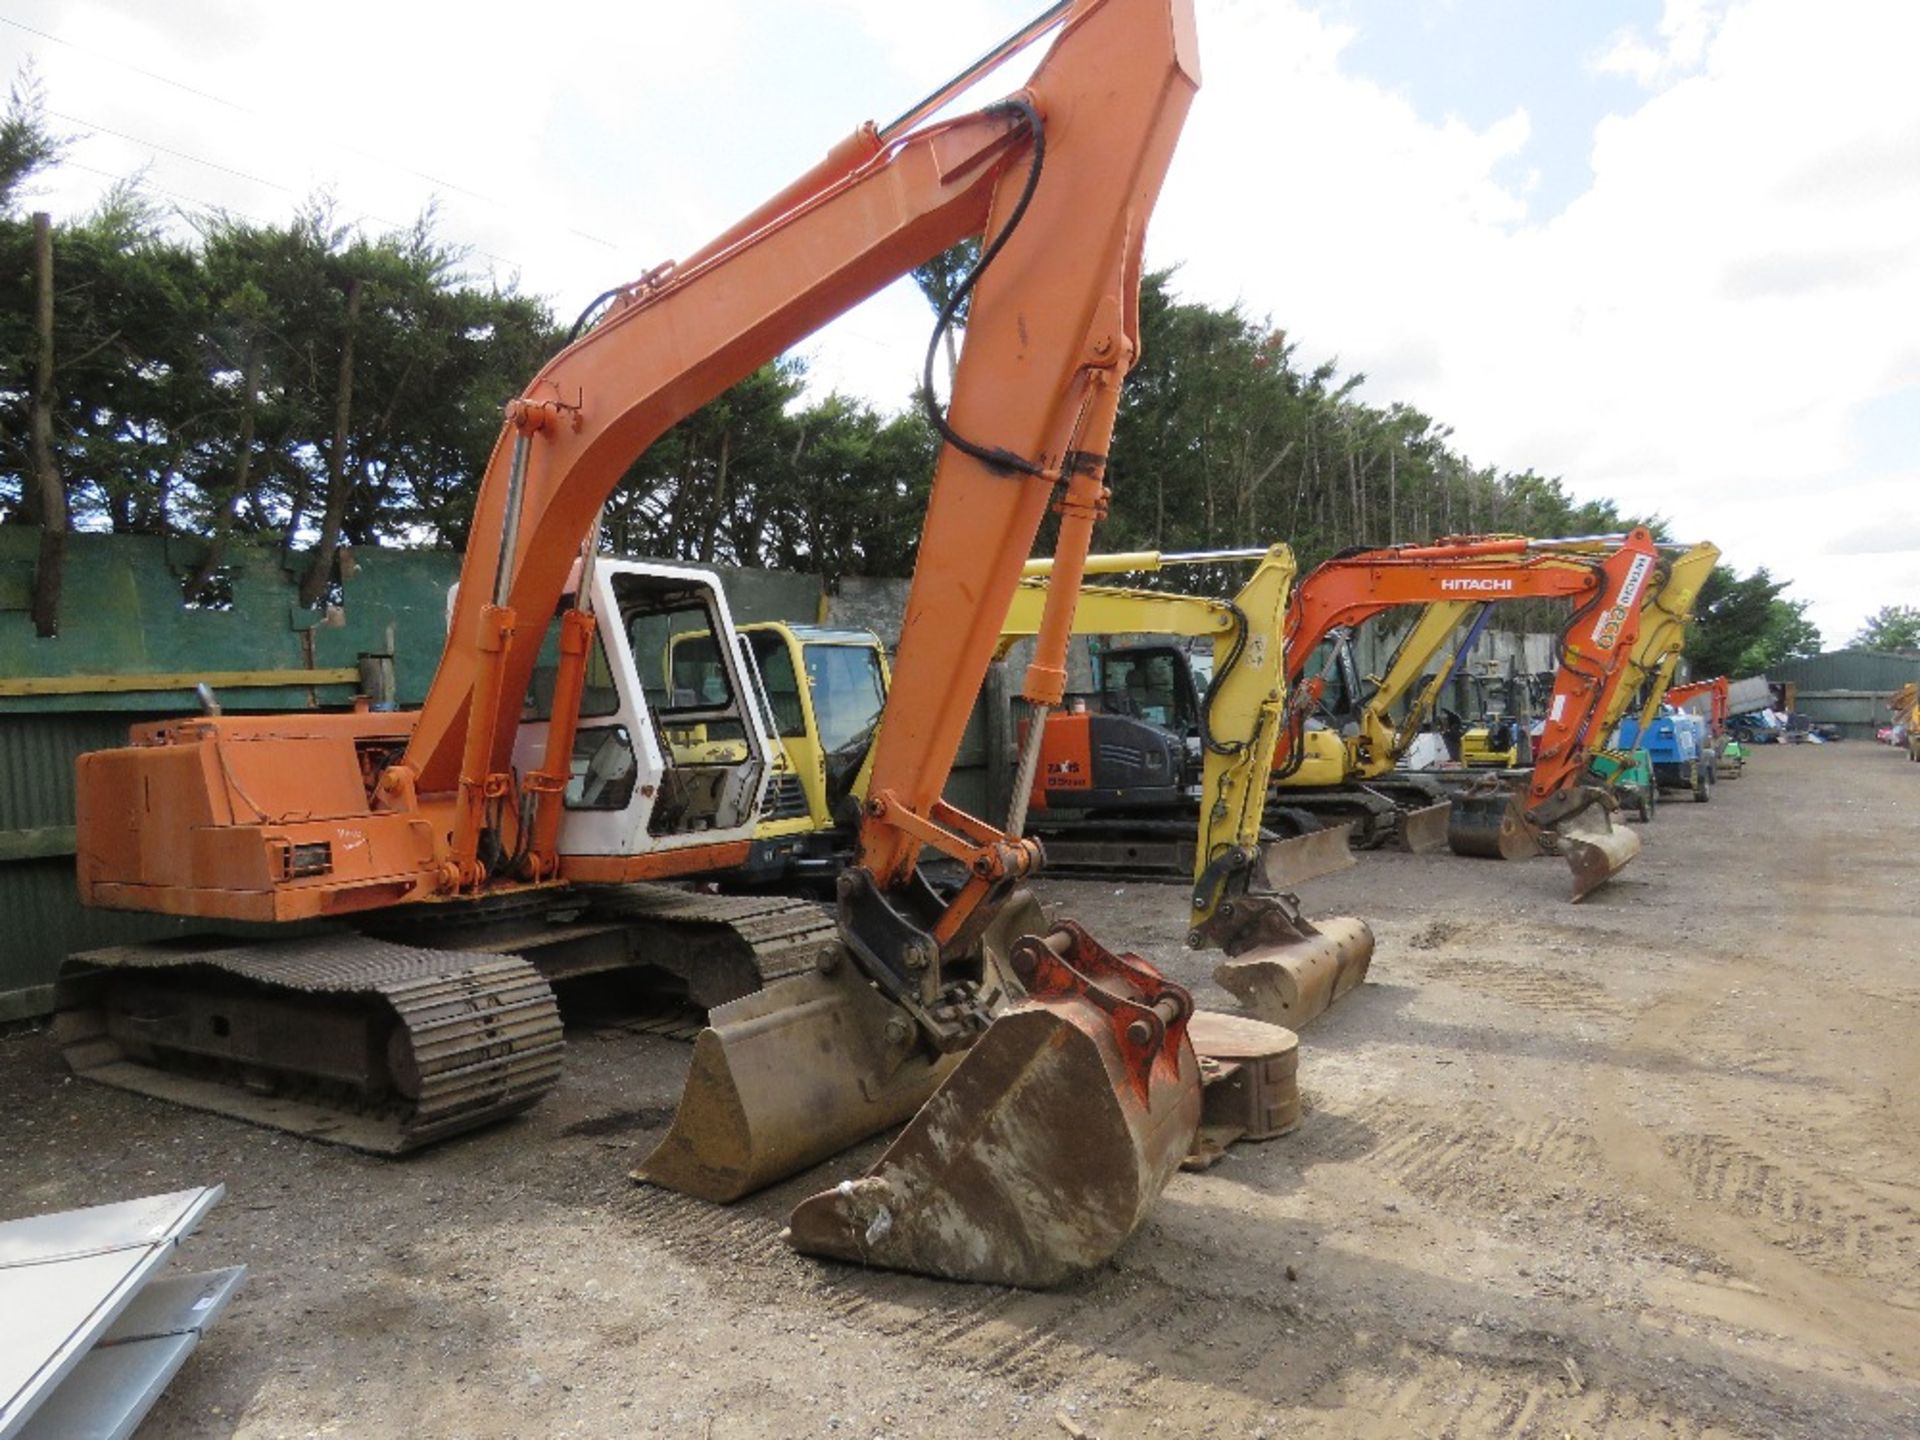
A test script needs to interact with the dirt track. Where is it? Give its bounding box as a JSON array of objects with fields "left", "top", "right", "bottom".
[{"left": 4, "top": 742, "right": 1917, "bottom": 1438}]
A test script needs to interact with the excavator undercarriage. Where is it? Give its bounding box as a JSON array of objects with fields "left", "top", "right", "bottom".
[{"left": 54, "top": 883, "right": 841, "bottom": 1153}]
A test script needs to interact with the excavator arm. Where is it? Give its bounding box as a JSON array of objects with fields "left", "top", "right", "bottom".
[
  {"left": 1348, "top": 600, "right": 1483, "bottom": 777},
  {"left": 1608, "top": 543, "right": 1722, "bottom": 737}
]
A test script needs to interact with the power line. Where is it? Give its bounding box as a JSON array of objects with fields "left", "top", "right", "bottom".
[
  {"left": 49, "top": 108, "right": 299, "bottom": 196},
  {"left": 1, "top": 12, "right": 617, "bottom": 250},
  {"left": 59, "top": 157, "right": 531, "bottom": 277}
]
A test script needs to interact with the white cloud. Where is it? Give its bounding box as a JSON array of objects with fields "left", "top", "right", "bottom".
[{"left": 1596, "top": 0, "right": 1729, "bottom": 88}]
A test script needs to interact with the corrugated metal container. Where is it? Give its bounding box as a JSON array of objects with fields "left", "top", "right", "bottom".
[
  {"left": 1769, "top": 650, "right": 1920, "bottom": 739},
  {"left": 1771, "top": 650, "right": 1920, "bottom": 696}
]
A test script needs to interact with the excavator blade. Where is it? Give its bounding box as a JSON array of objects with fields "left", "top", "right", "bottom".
[
  {"left": 635, "top": 891, "right": 1043, "bottom": 1203},
  {"left": 1557, "top": 803, "right": 1642, "bottom": 902},
  {"left": 1253, "top": 823, "right": 1356, "bottom": 889},
  {"left": 784, "top": 922, "right": 1201, "bottom": 1288},
  {"left": 1446, "top": 788, "right": 1540, "bottom": 860},
  {"left": 1212, "top": 913, "right": 1375, "bottom": 1031},
  {"left": 1393, "top": 799, "right": 1455, "bottom": 855}
]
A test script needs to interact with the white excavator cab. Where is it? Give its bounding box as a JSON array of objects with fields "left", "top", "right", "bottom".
[{"left": 512, "top": 560, "right": 771, "bottom": 859}]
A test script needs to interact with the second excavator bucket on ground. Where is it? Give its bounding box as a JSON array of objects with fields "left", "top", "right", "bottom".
[
  {"left": 1446, "top": 787, "right": 1540, "bottom": 860},
  {"left": 784, "top": 921, "right": 1201, "bottom": 1288},
  {"left": 633, "top": 962, "right": 964, "bottom": 1203},
  {"left": 1394, "top": 799, "right": 1455, "bottom": 855},
  {"left": 1212, "top": 910, "right": 1375, "bottom": 1031},
  {"left": 1556, "top": 801, "right": 1642, "bottom": 902}
]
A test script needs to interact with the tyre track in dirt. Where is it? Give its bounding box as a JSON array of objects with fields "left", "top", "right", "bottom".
[
  {"left": 1586, "top": 748, "right": 1920, "bottom": 1376},
  {"left": 1662, "top": 1130, "right": 1920, "bottom": 1302}
]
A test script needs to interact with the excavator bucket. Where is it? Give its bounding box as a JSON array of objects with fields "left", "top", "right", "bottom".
[
  {"left": 1446, "top": 787, "right": 1539, "bottom": 860},
  {"left": 1253, "top": 823, "right": 1356, "bottom": 890},
  {"left": 633, "top": 963, "right": 962, "bottom": 1202},
  {"left": 1394, "top": 799, "right": 1455, "bottom": 854},
  {"left": 636, "top": 892, "right": 1046, "bottom": 1203},
  {"left": 784, "top": 921, "right": 1201, "bottom": 1288},
  {"left": 1211, "top": 906, "right": 1376, "bottom": 1031},
  {"left": 1556, "top": 802, "right": 1642, "bottom": 902}
]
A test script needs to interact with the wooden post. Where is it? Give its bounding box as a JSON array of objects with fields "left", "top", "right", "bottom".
[{"left": 28, "top": 211, "right": 66, "bottom": 638}]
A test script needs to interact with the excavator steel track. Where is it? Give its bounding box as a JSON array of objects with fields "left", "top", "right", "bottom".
[
  {"left": 585, "top": 884, "right": 842, "bottom": 1009},
  {"left": 53, "top": 936, "right": 565, "bottom": 1154}
]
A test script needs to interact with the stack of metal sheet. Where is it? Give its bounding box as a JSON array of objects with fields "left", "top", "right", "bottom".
[{"left": 0, "top": 1186, "right": 244, "bottom": 1440}]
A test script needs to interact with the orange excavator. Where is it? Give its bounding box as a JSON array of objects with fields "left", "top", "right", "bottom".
[
  {"left": 56, "top": 0, "right": 1269, "bottom": 1287},
  {"left": 1271, "top": 531, "right": 1666, "bottom": 900}
]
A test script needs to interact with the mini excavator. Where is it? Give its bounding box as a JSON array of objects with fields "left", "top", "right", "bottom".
[{"left": 60, "top": 0, "right": 1279, "bottom": 1288}]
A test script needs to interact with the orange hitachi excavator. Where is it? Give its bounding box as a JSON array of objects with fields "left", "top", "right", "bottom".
[
  {"left": 1269, "top": 531, "right": 1665, "bottom": 900},
  {"left": 56, "top": 0, "right": 1268, "bottom": 1288}
]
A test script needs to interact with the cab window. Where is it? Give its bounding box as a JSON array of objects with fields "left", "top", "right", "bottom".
[
  {"left": 804, "top": 644, "right": 887, "bottom": 753},
  {"left": 746, "top": 631, "right": 807, "bottom": 739}
]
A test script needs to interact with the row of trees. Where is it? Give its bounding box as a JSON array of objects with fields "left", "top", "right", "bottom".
[{"left": 0, "top": 77, "right": 1828, "bottom": 671}]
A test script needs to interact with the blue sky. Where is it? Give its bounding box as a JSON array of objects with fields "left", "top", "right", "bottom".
[{"left": 1327, "top": 0, "right": 1664, "bottom": 218}]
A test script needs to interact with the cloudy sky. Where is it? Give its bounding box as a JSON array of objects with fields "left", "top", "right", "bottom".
[{"left": 3, "top": 0, "right": 1915, "bottom": 644}]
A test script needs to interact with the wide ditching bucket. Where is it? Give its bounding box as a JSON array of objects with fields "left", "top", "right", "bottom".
[
  {"left": 1210, "top": 901, "right": 1375, "bottom": 1031},
  {"left": 636, "top": 893, "right": 1045, "bottom": 1204},
  {"left": 633, "top": 961, "right": 963, "bottom": 1203},
  {"left": 1446, "top": 787, "right": 1539, "bottom": 860},
  {"left": 783, "top": 921, "right": 1201, "bottom": 1288},
  {"left": 1556, "top": 801, "right": 1641, "bottom": 902}
]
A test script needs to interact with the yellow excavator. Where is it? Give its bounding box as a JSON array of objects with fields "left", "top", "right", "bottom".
[
  {"left": 1570, "top": 540, "right": 1720, "bottom": 812},
  {"left": 1001, "top": 544, "right": 1376, "bottom": 1033},
  {"left": 1270, "top": 598, "right": 1482, "bottom": 850},
  {"left": 708, "top": 620, "right": 892, "bottom": 886},
  {"left": 999, "top": 546, "right": 1353, "bottom": 887}
]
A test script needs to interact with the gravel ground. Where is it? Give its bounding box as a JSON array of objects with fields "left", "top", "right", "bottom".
[{"left": 3, "top": 741, "right": 1917, "bottom": 1439}]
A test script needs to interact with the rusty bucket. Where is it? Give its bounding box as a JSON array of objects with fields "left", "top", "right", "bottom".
[
  {"left": 632, "top": 961, "right": 963, "bottom": 1203},
  {"left": 783, "top": 922, "right": 1201, "bottom": 1288},
  {"left": 1446, "top": 787, "right": 1539, "bottom": 860},
  {"left": 1211, "top": 911, "right": 1375, "bottom": 1031},
  {"left": 636, "top": 894, "right": 1049, "bottom": 1205}
]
